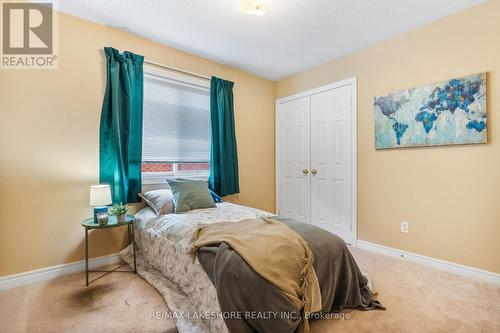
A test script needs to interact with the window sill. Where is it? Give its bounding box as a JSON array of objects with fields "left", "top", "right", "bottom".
[{"left": 142, "top": 172, "right": 209, "bottom": 185}]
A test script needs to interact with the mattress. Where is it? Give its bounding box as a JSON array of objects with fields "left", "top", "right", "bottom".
[{"left": 133, "top": 202, "right": 272, "bottom": 333}]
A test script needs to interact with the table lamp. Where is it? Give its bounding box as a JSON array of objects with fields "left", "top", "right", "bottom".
[{"left": 89, "top": 185, "right": 112, "bottom": 223}]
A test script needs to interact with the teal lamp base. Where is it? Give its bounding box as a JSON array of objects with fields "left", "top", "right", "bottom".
[{"left": 93, "top": 206, "right": 108, "bottom": 223}]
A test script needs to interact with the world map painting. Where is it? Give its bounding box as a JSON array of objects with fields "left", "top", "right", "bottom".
[{"left": 374, "top": 73, "right": 487, "bottom": 149}]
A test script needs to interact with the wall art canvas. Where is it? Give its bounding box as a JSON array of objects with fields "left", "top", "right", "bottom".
[{"left": 374, "top": 73, "right": 487, "bottom": 149}]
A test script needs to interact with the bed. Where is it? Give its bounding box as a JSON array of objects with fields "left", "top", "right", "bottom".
[
  {"left": 122, "top": 201, "right": 382, "bottom": 333},
  {"left": 125, "top": 202, "right": 272, "bottom": 333}
]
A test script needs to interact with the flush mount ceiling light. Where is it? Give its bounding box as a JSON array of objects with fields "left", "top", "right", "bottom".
[{"left": 235, "top": 0, "right": 270, "bottom": 16}]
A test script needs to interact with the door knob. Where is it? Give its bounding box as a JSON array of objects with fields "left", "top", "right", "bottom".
[
  {"left": 302, "top": 169, "right": 309, "bottom": 175},
  {"left": 311, "top": 169, "right": 317, "bottom": 175}
]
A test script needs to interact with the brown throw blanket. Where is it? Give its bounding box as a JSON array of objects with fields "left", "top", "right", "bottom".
[
  {"left": 194, "top": 216, "right": 385, "bottom": 333},
  {"left": 190, "top": 217, "right": 322, "bottom": 332}
]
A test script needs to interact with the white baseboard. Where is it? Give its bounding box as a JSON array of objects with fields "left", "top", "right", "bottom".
[
  {"left": 3, "top": 241, "right": 499, "bottom": 290},
  {"left": 356, "top": 240, "right": 500, "bottom": 285},
  {"left": 0, "top": 254, "right": 122, "bottom": 291}
]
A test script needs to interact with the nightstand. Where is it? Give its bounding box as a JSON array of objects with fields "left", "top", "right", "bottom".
[{"left": 81, "top": 215, "right": 137, "bottom": 286}]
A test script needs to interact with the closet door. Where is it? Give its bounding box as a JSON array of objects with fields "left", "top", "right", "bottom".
[
  {"left": 277, "top": 97, "right": 311, "bottom": 223},
  {"left": 310, "top": 85, "right": 353, "bottom": 243}
]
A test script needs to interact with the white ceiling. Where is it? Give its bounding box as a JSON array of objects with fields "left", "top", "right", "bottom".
[{"left": 58, "top": 0, "right": 485, "bottom": 80}]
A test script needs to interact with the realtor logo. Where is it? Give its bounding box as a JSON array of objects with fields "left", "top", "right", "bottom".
[{"left": 1, "top": 0, "right": 57, "bottom": 69}]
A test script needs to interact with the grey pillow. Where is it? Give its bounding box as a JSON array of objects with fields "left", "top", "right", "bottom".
[
  {"left": 139, "top": 189, "right": 174, "bottom": 215},
  {"left": 166, "top": 179, "right": 216, "bottom": 213}
]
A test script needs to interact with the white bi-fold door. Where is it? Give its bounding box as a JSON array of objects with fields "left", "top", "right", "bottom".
[
  {"left": 277, "top": 97, "right": 311, "bottom": 224},
  {"left": 276, "top": 78, "right": 356, "bottom": 244}
]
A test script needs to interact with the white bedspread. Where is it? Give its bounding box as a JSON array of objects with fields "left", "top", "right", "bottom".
[{"left": 129, "top": 202, "right": 272, "bottom": 333}]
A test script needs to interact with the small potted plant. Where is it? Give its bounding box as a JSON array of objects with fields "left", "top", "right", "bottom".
[{"left": 110, "top": 203, "right": 128, "bottom": 222}]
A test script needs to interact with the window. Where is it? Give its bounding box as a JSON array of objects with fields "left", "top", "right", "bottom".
[{"left": 142, "top": 67, "right": 211, "bottom": 184}]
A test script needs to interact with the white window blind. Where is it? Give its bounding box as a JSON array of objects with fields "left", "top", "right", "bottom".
[{"left": 142, "top": 71, "right": 211, "bottom": 163}]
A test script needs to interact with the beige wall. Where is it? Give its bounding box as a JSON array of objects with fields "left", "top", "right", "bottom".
[
  {"left": 0, "top": 13, "right": 276, "bottom": 276},
  {"left": 2, "top": 1, "right": 499, "bottom": 278},
  {"left": 277, "top": 0, "right": 500, "bottom": 273}
]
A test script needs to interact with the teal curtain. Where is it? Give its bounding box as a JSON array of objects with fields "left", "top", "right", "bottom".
[
  {"left": 99, "top": 47, "right": 144, "bottom": 203},
  {"left": 209, "top": 77, "right": 240, "bottom": 196}
]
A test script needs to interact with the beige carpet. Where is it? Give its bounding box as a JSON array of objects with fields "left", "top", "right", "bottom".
[{"left": 1, "top": 248, "right": 499, "bottom": 333}]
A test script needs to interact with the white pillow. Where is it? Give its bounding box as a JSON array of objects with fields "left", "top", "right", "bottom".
[{"left": 139, "top": 189, "right": 174, "bottom": 215}]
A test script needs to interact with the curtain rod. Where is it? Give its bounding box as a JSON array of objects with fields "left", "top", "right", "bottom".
[{"left": 144, "top": 59, "right": 211, "bottom": 81}]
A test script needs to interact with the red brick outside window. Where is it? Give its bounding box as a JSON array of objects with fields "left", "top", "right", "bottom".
[
  {"left": 141, "top": 163, "right": 173, "bottom": 173},
  {"left": 177, "top": 163, "right": 210, "bottom": 171},
  {"left": 141, "top": 162, "right": 209, "bottom": 173}
]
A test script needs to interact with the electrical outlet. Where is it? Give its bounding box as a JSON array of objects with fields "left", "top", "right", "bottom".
[{"left": 400, "top": 221, "right": 409, "bottom": 234}]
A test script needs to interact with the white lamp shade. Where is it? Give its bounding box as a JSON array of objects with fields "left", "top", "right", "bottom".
[{"left": 89, "top": 185, "right": 112, "bottom": 206}]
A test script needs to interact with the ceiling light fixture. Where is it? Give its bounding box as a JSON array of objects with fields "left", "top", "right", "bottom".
[{"left": 235, "top": 0, "right": 270, "bottom": 16}]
